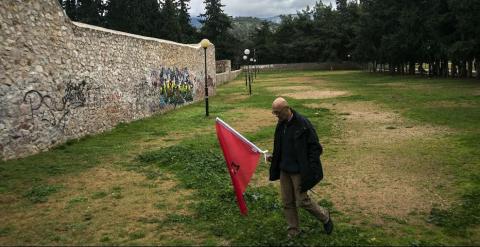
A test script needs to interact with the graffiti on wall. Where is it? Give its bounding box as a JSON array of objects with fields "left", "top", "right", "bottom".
[
  {"left": 20, "top": 67, "right": 200, "bottom": 132},
  {"left": 134, "top": 67, "right": 198, "bottom": 112},
  {"left": 22, "top": 77, "right": 103, "bottom": 131}
]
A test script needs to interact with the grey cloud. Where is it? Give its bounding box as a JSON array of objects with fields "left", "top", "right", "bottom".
[{"left": 190, "top": 0, "right": 336, "bottom": 18}]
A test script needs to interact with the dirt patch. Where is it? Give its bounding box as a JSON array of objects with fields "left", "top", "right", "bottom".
[
  {"left": 221, "top": 108, "right": 277, "bottom": 133},
  {"left": 135, "top": 129, "right": 212, "bottom": 151},
  {"left": 473, "top": 89, "right": 480, "bottom": 96},
  {"left": 369, "top": 82, "right": 408, "bottom": 87},
  {"left": 156, "top": 225, "right": 230, "bottom": 245},
  {"left": 223, "top": 92, "right": 249, "bottom": 103},
  {"left": 0, "top": 167, "right": 199, "bottom": 245},
  {"left": 226, "top": 78, "right": 248, "bottom": 87},
  {"left": 260, "top": 76, "right": 314, "bottom": 82},
  {"left": 283, "top": 90, "right": 349, "bottom": 99},
  {"left": 266, "top": 85, "right": 316, "bottom": 92},
  {"left": 427, "top": 100, "right": 477, "bottom": 108},
  {"left": 259, "top": 77, "right": 329, "bottom": 85},
  {"left": 306, "top": 101, "right": 453, "bottom": 221}
]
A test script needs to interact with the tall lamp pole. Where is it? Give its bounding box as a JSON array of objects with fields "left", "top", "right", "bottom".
[
  {"left": 253, "top": 49, "right": 257, "bottom": 78},
  {"left": 243, "top": 55, "right": 248, "bottom": 88},
  {"left": 244, "top": 49, "right": 251, "bottom": 95},
  {"left": 201, "top": 39, "right": 211, "bottom": 117},
  {"left": 250, "top": 57, "right": 254, "bottom": 85}
]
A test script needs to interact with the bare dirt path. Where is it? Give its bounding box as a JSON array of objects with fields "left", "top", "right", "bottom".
[{"left": 306, "top": 100, "right": 455, "bottom": 225}]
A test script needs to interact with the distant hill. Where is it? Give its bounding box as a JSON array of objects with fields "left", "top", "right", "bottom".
[
  {"left": 190, "top": 15, "right": 286, "bottom": 45},
  {"left": 190, "top": 17, "right": 203, "bottom": 29},
  {"left": 261, "top": 15, "right": 284, "bottom": 24},
  {"left": 189, "top": 15, "right": 288, "bottom": 29}
]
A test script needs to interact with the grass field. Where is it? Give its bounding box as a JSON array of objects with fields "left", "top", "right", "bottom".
[{"left": 0, "top": 70, "right": 479, "bottom": 245}]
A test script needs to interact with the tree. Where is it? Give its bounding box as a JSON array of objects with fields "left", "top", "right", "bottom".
[
  {"left": 159, "top": 0, "right": 181, "bottom": 42},
  {"left": 449, "top": 0, "right": 479, "bottom": 78},
  {"left": 104, "top": 0, "right": 135, "bottom": 33},
  {"left": 59, "top": 0, "right": 104, "bottom": 25},
  {"left": 252, "top": 21, "right": 275, "bottom": 64},
  {"left": 76, "top": 0, "right": 104, "bottom": 25},
  {"left": 177, "top": 0, "right": 198, "bottom": 43},
  {"left": 105, "top": 0, "right": 161, "bottom": 38},
  {"left": 200, "top": 0, "right": 238, "bottom": 60}
]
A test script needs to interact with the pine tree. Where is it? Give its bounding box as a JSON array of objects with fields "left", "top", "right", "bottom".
[
  {"left": 63, "top": 0, "right": 79, "bottom": 21},
  {"left": 200, "top": 0, "right": 238, "bottom": 59},
  {"left": 105, "top": 0, "right": 161, "bottom": 38},
  {"left": 104, "top": 0, "right": 133, "bottom": 33},
  {"left": 177, "top": 0, "right": 197, "bottom": 43},
  {"left": 76, "top": 0, "right": 104, "bottom": 26},
  {"left": 158, "top": 0, "right": 181, "bottom": 42}
]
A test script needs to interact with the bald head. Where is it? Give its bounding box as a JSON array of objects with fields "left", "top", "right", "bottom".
[
  {"left": 272, "top": 97, "right": 292, "bottom": 122},
  {"left": 272, "top": 97, "right": 288, "bottom": 109}
]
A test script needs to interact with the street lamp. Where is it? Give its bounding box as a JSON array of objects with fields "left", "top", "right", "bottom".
[
  {"left": 250, "top": 57, "right": 254, "bottom": 84},
  {"left": 244, "top": 49, "right": 252, "bottom": 95},
  {"left": 254, "top": 58, "right": 257, "bottom": 78},
  {"left": 201, "top": 38, "right": 211, "bottom": 117},
  {"left": 253, "top": 49, "right": 257, "bottom": 78},
  {"left": 243, "top": 55, "right": 248, "bottom": 88}
]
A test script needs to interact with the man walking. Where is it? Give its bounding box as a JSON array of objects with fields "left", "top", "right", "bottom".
[{"left": 267, "top": 97, "right": 333, "bottom": 238}]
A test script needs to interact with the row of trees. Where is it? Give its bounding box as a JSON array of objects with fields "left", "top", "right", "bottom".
[
  {"left": 250, "top": 0, "right": 479, "bottom": 78},
  {"left": 249, "top": 2, "right": 358, "bottom": 65},
  {"left": 59, "top": 0, "right": 479, "bottom": 78},
  {"left": 58, "top": 0, "right": 236, "bottom": 59}
]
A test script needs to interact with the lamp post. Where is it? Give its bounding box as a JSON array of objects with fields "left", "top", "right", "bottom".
[
  {"left": 250, "top": 57, "right": 254, "bottom": 84},
  {"left": 243, "top": 55, "right": 248, "bottom": 88},
  {"left": 201, "top": 39, "right": 211, "bottom": 117},
  {"left": 253, "top": 49, "right": 257, "bottom": 78},
  {"left": 244, "top": 49, "right": 252, "bottom": 95}
]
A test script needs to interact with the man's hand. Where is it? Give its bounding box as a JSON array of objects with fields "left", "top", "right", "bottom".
[{"left": 266, "top": 153, "right": 273, "bottom": 163}]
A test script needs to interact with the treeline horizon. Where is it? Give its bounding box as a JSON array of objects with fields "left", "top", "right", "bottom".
[
  {"left": 58, "top": 0, "right": 236, "bottom": 60},
  {"left": 250, "top": 0, "right": 479, "bottom": 78},
  {"left": 58, "top": 0, "right": 479, "bottom": 79}
]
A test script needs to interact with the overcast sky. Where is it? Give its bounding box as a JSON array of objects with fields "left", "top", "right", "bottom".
[{"left": 189, "top": 0, "right": 336, "bottom": 18}]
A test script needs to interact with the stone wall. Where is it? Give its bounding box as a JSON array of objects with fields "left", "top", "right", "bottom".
[
  {"left": 0, "top": 0, "right": 216, "bottom": 160},
  {"left": 216, "top": 60, "right": 231, "bottom": 73},
  {"left": 248, "top": 62, "right": 362, "bottom": 71},
  {"left": 216, "top": 69, "right": 242, "bottom": 85}
]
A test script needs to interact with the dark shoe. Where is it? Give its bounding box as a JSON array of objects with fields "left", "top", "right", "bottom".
[{"left": 323, "top": 218, "right": 334, "bottom": 235}]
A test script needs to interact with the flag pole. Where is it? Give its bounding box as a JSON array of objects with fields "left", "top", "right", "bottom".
[{"left": 216, "top": 117, "right": 269, "bottom": 162}]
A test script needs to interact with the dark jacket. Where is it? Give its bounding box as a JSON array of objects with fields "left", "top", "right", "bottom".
[{"left": 269, "top": 109, "right": 324, "bottom": 192}]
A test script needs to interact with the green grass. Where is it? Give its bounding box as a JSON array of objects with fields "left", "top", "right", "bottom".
[
  {"left": 0, "top": 70, "right": 479, "bottom": 245},
  {"left": 23, "top": 184, "right": 63, "bottom": 203},
  {"left": 314, "top": 72, "right": 480, "bottom": 236}
]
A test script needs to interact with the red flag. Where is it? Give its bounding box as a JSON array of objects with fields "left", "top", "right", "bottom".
[{"left": 215, "top": 117, "right": 267, "bottom": 215}]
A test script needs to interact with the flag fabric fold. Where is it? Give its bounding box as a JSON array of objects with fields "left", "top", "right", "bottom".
[{"left": 215, "top": 117, "right": 268, "bottom": 215}]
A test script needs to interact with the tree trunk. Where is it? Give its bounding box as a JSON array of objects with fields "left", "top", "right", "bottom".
[
  {"left": 440, "top": 60, "right": 444, "bottom": 76},
  {"left": 409, "top": 62, "right": 415, "bottom": 75},
  {"left": 467, "top": 60, "right": 473, "bottom": 78},
  {"left": 433, "top": 60, "right": 440, "bottom": 77},
  {"left": 443, "top": 59, "right": 449, "bottom": 77},
  {"left": 476, "top": 58, "right": 480, "bottom": 79},
  {"left": 418, "top": 63, "right": 425, "bottom": 76},
  {"left": 451, "top": 62, "right": 457, "bottom": 77},
  {"left": 461, "top": 60, "right": 468, "bottom": 78}
]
